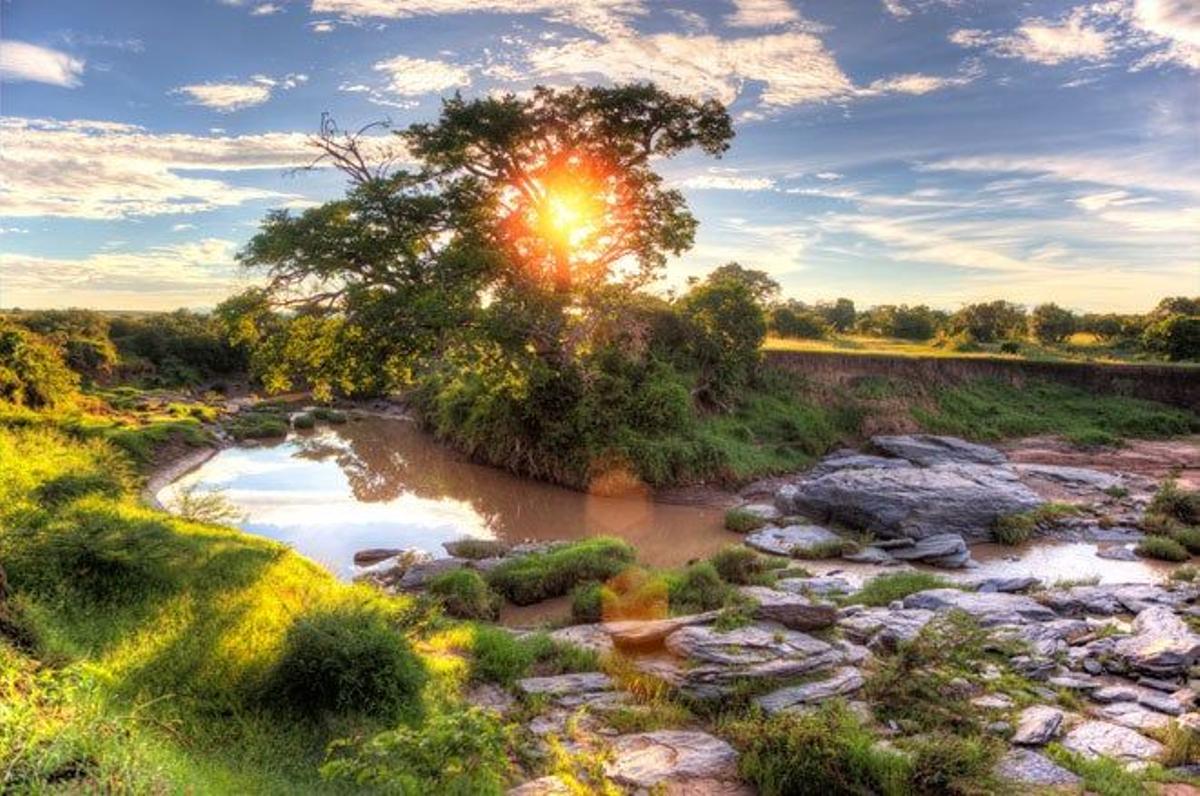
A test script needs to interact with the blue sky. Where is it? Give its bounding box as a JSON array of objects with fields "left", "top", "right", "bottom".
[{"left": 1, "top": 0, "right": 1197, "bottom": 312}]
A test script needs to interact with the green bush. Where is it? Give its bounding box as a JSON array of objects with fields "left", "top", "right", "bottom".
[
  {"left": 1135, "top": 535, "right": 1190, "bottom": 562},
  {"left": 844, "top": 572, "right": 951, "bottom": 607},
  {"left": 1148, "top": 478, "right": 1200, "bottom": 527},
  {"left": 666, "top": 561, "right": 730, "bottom": 613},
  {"left": 728, "top": 702, "right": 911, "bottom": 796},
  {"left": 428, "top": 569, "right": 500, "bottom": 621},
  {"left": 724, "top": 507, "right": 767, "bottom": 533},
  {"left": 1142, "top": 314, "right": 1200, "bottom": 362},
  {"left": 0, "top": 323, "right": 79, "bottom": 409},
  {"left": 469, "top": 625, "right": 596, "bottom": 687},
  {"left": 35, "top": 470, "right": 128, "bottom": 508},
  {"left": 904, "top": 734, "right": 999, "bottom": 795},
  {"left": 790, "top": 539, "right": 858, "bottom": 559},
  {"left": 992, "top": 513, "right": 1035, "bottom": 545},
  {"left": 226, "top": 409, "right": 289, "bottom": 440},
  {"left": 321, "top": 706, "right": 512, "bottom": 795},
  {"left": 708, "top": 545, "right": 776, "bottom": 585},
  {"left": 263, "top": 606, "right": 426, "bottom": 718},
  {"left": 486, "top": 537, "right": 635, "bottom": 605},
  {"left": 1170, "top": 564, "right": 1200, "bottom": 582},
  {"left": 1172, "top": 527, "right": 1200, "bottom": 555},
  {"left": 312, "top": 407, "right": 348, "bottom": 424},
  {"left": 571, "top": 581, "right": 604, "bottom": 623},
  {"left": 292, "top": 412, "right": 316, "bottom": 430}
]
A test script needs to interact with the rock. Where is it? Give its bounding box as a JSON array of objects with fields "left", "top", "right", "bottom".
[
  {"left": 737, "top": 503, "right": 782, "bottom": 523},
  {"left": 838, "top": 607, "right": 935, "bottom": 650},
  {"left": 776, "top": 457, "right": 1042, "bottom": 542},
  {"left": 443, "top": 538, "right": 508, "bottom": 559},
  {"left": 508, "top": 776, "right": 571, "bottom": 796},
  {"left": 1097, "top": 546, "right": 1139, "bottom": 561},
  {"left": 888, "top": 533, "right": 972, "bottom": 569},
  {"left": 1012, "top": 705, "right": 1065, "bottom": 745},
  {"left": 1092, "top": 685, "right": 1142, "bottom": 703},
  {"left": 806, "top": 449, "right": 912, "bottom": 476},
  {"left": 1113, "top": 606, "right": 1200, "bottom": 677},
  {"left": 663, "top": 624, "right": 844, "bottom": 697},
  {"left": 352, "top": 548, "right": 433, "bottom": 588},
  {"left": 396, "top": 557, "right": 466, "bottom": 590},
  {"left": 986, "top": 720, "right": 1012, "bottom": 736},
  {"left": 549, "top": 624, "right": 615, "bottom": 657},
  {"left": 971, "top": 693, "right": 1014, "bottom": 710},
  {"left": 902, "top": 588, "right": 1056, "bottom": 625},
  {"left": 774, "top": 576, "right": 855, "bottom": 597},
  {"left": 1039, "top": 584, "right": 1189, "bottom": 616},
  {"left": 744, "top": 524, "right": 845, "bottom": 557},
  {"left": 1095, "top": 701, "right": 1172, "bottom": 732},
  {"left": 1049, "top": 674, "right": 1103, "bottom": 691},
  {"left": 353, "top": 547, "right": 407, "bottom": 566},
  {"left": 1139, "top": 677, "right": 1182, "bottom": 693},
  {"left": 1138, "top": 691, "right": 1188, "bottom": 716},
  {"left": 466, "top": 684, "right": 515, "bottom": 716},
  {"left": 842, "top": 547, "right": 899, "bottom": 566},
  {"left": 1013, "top": 462, "right": 1124, "bottom": 491},
  {"left": 872, "top": 434, "right": 1008, "bottom": 466},
  {"left": 605, "top": 613, "right": 719, "bottom": 651},
  {"left": 754, "top": 667, "right": 865, "bottom": 714},
  {"left": 1061, "top": 720, "right": 1165, "bottom": 767},
  {"left": 995, "top": 748, "right": 1082, "bottom": 789},
  {"left": 972, "top": 576, "right": 1042, "bottom": 593},
  {"left": 518, "top": 672, "right": 615, "bottom": 701},
  {"left": 996, "top": 618, "right": 1091, "bottom": 658},
  {"left": 739, "top": 586, "right": 837, "bottom": 631},
  {"left": 604, "top": 731, "right": 740, "bottom": 790}
]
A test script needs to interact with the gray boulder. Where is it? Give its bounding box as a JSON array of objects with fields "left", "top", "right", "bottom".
[
  {"left": 744, "top": 524, "right": 845, "bottom": 557},
  {"left": 888, "top": 533, "right": 972, "bottom": 568},
  {"left": 837, "top": 607, "right": 935, "bottom": 650},
  {"left": 775, "top": 575, "right": 855, "bottom": 597},
  {"left": 871, "top": 434, "right": 1007, "bottom": 466},
  {"left": 1038, "top": 583, "right": 1190, "bottom": 616},
  {"left": 755, "top": 667, "right": 865, "bottom": 714},
  {"left": 777, "top": 460, "right": 1042, "bottom": 542},
  {"left": 604, "top": 731, "right": 742, "bottom": 790},
  {"left": 605, "top": 612, "right": 718, "bottom": 650},
  {"left": 396, "top": 557, "right": 466, "bottom": 590},
  {"left": 902, "top": 588, "right": 1056, "bottom": 625},
  {"left": 1112, "top": 606, "right": 1200, "bottom": 676},
  {"left": 740, "top": 586, "right": 838, "bottom": 631},
  {"left": 842, "top": 547, "right": 900, "bottom": 566},
  {"left": 1012, "top": 705, "right": 1065, "bottom": 745},
  {"left": 1061, "top": 720, "right": 1164, "bottom": 767},
  {"left": 1095, "top": 701, "right": 1172, "bottom": 732},
  {"left": 995, "top": 748, "right": 1082, "bottom": 789},
  {"left": 1013, "top": 462, "right": 1124, "bottom": 491}
]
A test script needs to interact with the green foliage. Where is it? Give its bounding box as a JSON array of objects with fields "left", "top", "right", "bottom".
[
  {"left": 1135, "top": 535, "right": 1190, "bottom": 562},
  {"left": 1143, "top": 313, "right": 1200, "bottom": 362},
  {"left": 486, "top": 537, "right": 635, "bottom": 605},
  {"left": 993, "top": 503, "right": 1080, "bottom": 545},
  {"left": 263, "top": 605, "right": 426, "bottom": 718},
  {"left": 855, "top": 304, "right": 941, "bottom": 341},
  {"left": 1030, "top": 303, "right": 1078, "bottom": 344},
  {"left": 167, "top": 484, "right": 245, "bottom": 525},
  {"left": 1044, "top": 745, "right": 1147, "bottom": 796},
  {"left": 843, "top": 572, "right": 951, "bottom": 607},
  {"left": 724, "top": 507, "right": 767, "bottom": 533},
  {"left": 727, "top": 701, "right": 912, "bottom": 796},
  {"left": 914, "top": 378, "right": 1198, "bottom": 445},
  {"left": 427, "top": 569, "right": 501, "bottom": 621},
  {"left": 469, "top": 625, "right": 597, "bottom": 687},
  {"left": 666, "top": 561, "right": 731, "bottom": 613},
  {"left": 708, "top": 545, "right": 777, "bottom": 585},
  {"left": 571, "top": 581, "right": 604, "bottom": 623},
  {"left": 770, "top": 304, "right": 829, "bottom": 340},
  {"left": 1147, "top": 478, "right": 1200, "bottom": 528},
  {"left": 0, "top": 323, "right": 79, "bottom": 409},
  {"left": 680, "top": 274, "right": 767, "bottom": 406},
  {"left": 292, "top": 411, "right": 316, "bottom": 430},
  {"left": 950, "top": 300, "right": 1027, "bottom": 343},
  {"left": 313, "top": 407, "right": 348, "bottom": 423},
  {"left": 1170, "top": 564, "right": 1200, "bottom": 582},
  {"left": 1173, "top": 527, "right": 1200, "bottom": 555},
  {"left": 108, "top": 309, "right": 246, "bottom": 386},
  {"left": 321, "top": 707, "right": 513, "bottom": 795},
  {"left": 226, "top": 407, "right": 290, "bottom": 440}
]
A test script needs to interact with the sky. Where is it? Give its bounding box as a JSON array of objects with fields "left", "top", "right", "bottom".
[{"left": 1, "top": 0, "right": 1197, "bottom": 313}]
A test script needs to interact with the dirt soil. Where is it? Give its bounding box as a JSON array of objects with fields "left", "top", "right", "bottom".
[{"left": 999, "top": 435, "right": 1200, "bottom": 490}]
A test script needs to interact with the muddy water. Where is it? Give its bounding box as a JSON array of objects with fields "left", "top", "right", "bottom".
[{"left": 158, "top": 416, "right": 740, "bottom": 578}]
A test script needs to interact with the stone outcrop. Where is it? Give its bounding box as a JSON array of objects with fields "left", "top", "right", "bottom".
[
  {"left": 901, "top": 588, "right": 1056, "bottom": 626},
  {"left": 743, "top": 524, "right": 845, "bottom": 557},
  {"left": 837, "top": 606, "right": 935, "bottom": 650},
  {"left": 1112, "top": 605, "right": 1200, "bottom": 676},
  {"left": 1011, "top": 705, "right": 1065, "bottom": 745},
  {"left": 1061, "top": 720, "right": 1165, "bottom": 767},
  {"left": 754, "top": 667, "right": 866, "bottom": 714},
  {"left": 739, "top": 586, "right": 838, "bottom": 631},
  {"left": 604, "top": 731, "right": 742, "bottom": 791},
  {"left": 871, "top": 434, "right": 1008, "bottom": 467},
  {"left": 995, "top": 748, "right": 1082, "bottom": 789},
  {"left": 887, "top": 533, "right": 972, "bottom": 568}
]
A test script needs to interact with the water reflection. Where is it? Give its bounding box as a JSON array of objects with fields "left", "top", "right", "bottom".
[{"left": 159, "top": 416, "right": 737, "bottom": 578}]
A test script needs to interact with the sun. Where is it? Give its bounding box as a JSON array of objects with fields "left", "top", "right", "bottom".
[{"left": 537, "top": 182, "right": 601, "bottom": 252}]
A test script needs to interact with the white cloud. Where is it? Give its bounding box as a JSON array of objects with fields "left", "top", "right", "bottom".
[
  {"left": 310, "top": 0, "right": 645, "bottom": 39},
  {"left": 1128, "top": 0, "right": 1200, "bottom": 70},
  {"left": 171, "top": 223, "right": 197, "bottom": 231},
  {"left": 816, "top": 171, "right": 842, "bottom": 180},
  {"left": 0, "top": 117, "right": 324, "bottom": 219},
  {"left": 0, "top": 239, "right": 257, "bottom": 310},
  {"left": 0, "top": 41, "right": 85, "bottom": 87},
  {"left": 173, "top": 72, "right": 307, "bottom": 111},
  {"left": 251, "top": 3, "right": 283, "bottom": 14},
  {"left": 310, "top": 20, "right": 337, "bottom": 32},
  {"left": 725, "top": 0, "right": 800, "bottom": 28},
  {"left": 372, "top": 54, "right": 471, "bottom": 95},
  {"left": 859, "top": 69, "right": 977, "bottom": 96},
  {"left": 951, "top": 8, "right": 1112, "bottom": 65},
  {"left": 677, "top": 173, "right": 776, "bottom": 191},
  {"left": 1072, "top": 189, "right": 1158, "bottom": 211},
  {"left": 881, "top": 0, "right": 911, "bottom": 19}
]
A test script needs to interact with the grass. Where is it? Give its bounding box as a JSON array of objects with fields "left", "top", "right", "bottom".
[
  {"left": 1171, "top": 564, "right": 1200, "bottom": 582},
  {"left": 724, "top": 507, "right": 768, "bottom": 533},
  {"left": 842, "top": 571, "right": 951, "bottom": 607},
  {"left": 486, "top": 537, "right": 636, "bottom": 605},
  {"left": 468, "top": 625, "right": 597, "bottom": 687},
  {"left": 0, "top": 422, "right": 499, "bottom": 794},
  {"left": 1043, "top": 745, "right": 1148, "bottom": 796},
  {"left": 1135, "top": 535, "right": 1191, "bottom": 562},
  {"left": 708, "top": 545, "right": 783, "bottom": 585},
  {"left": 427, "top": 569, "right": 502, "bottom": 621},
  {"left": 993, "top": 502, "right": 1082, "bottom": 545},
  {"left": 225, "top": 407, "right": 290, "bottom": 440},
  {"left": 914, "top": 379, "right": 1198, "bottom": 447},
  {"left": 1144, "top": 478, "right": 1200, "bottom": 536}
]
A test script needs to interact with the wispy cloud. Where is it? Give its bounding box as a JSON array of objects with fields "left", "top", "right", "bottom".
[
  {"left": 725, "top": 0, "right": 800, "bottom": 28},
  {"left": 0, "top": 41, "right": 85, "bottom": 87},
  {"left": 173, "top": 73, "right": 307, "bottom": 111},
  {"left": 373, "top": 54, "right": 470, "bottom": 96},
  {"left": 951, "top": 8, "right": 1111, "bottom": 66}
]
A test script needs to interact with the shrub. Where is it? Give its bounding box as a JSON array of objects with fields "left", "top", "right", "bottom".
[
  {"left": 727, "top": 702, "right": 912, "bottom": 796},
  {"left": 263, "top": 606, "right": 426, "bottom": 718},
  {"left": 999, "top": 341, "right": 1020, "bottom": 354},
  {"left": 167, "top": 484, "right": 245, "bottom": 525},
  {"left": 843, "top": 572, "right": 950, "bottom": 607},
  {"left": 769, "top": 305, "right": 828, "bottom": 340},
  {"left": 1170, "top": 564, "right": 1200, "bottom": 582},
  {"left": 666, "top": 562, "right": 730, "bottom": 613},
  {"left": 0, "top": 323, "right": 79, "bottom": 408},
  {"left": 292, "top": 412, "right": 316, "bottom": 430},
  {"left": 595, "top": 568, "right": 669, "bottom": 622},
  {"left": 428, "top": 569, "right": 501, "bottom": 621},
  {"left": 679, "top": 275, "right": 766, "bottom": 407},
  {"left": 992, "top": 512, "right": 1035, "bottom": 545},
  {"left": 790, "top": 539, "right": 858, "bottom": 559},
  {"left": 949, "top": 301, "right": 1026, "bottom": 344},
  {"left": 1143, "top": 314, "right": 1200, "bottom": 362},
  {"left": 1030, "top": 303, "right": 1077, "bottom": 344},
  {"left": 226, "top": 409, "right": 289, "bottom": 440},
  {"left": 486, "top": 537, "right": 635, "bottom": 605},
  {"left": 1135, "top": 536, "right": 1190, "bottom": 562},
  {"left": 1172, "top": 527, "right": 1200, "bottom": 555},
  {"left": 571, "top": 581, "right": 604, "bottom": 623},
  {"left": 1147, "top": 478, "right": 1200, "bottom": 527},
  {"left": 313, "top": 407, "right": 348, "bottom": 423},
  {"left": 321, "top": 706, "right": 513, "bottom": 795},
  {"left": 708, "top": 545, "right": 775, "bottom": 585},
  {"left": 904, "top": 734, "right": 999, "bottom": 795},
  {"left": 35, "top": 471, "right": 127, "bottom": 508},
  {"left": 724, "top": 507, "right": 767, "bottom": 533}
]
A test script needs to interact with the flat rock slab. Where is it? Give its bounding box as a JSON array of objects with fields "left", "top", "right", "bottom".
[
  {"left": 995, "top": 748, "right": 1082, "bottom": 789},
  {"left": 1013, "top": 462, "right": 1124, "bottom": 491},
  {"left": 739, "top": 586, "right": 837, "bottom": 630},
  {"left": 737, "top": 503, "right": 782, "bottom": 523},
  {"left": 744, "top": 524, "right": 844, "bottom": 557},
  {"left": 842, "top": 547, "right": 899, "bottom": 566},
  {"left": 1113, "top": 605, "right": 1200, "bottom": 677},
  {"left": 837, "top": 607, "right": 935, "bottom": 650},
  {"left": 604, "top": 731, "right": 740, "bottom": 789},
  {"left": 1012, "top": 705, "right": 1065, "bottom": 745},
  {"left": 776, "top": 459, "right": 1042, "bottom": 541},
  {"left": 508, "top": 776, "right": 571, "bottom": 796},
  {"left": 396, "top": 557, "right": 466, "bottom": 590},
  {"left": 754, "top": 667, "right": 865, "bottom": 714},
  {"left": 1061, "top": 720, "right": 1165, "bottom": 766},
  {"left": 353, "top": 547, "right": 409, "bottom": 566},
  {"left": 1094, "top": 701, "right": 1173, "bottom": 732},
  {"left": 549, "top": 624, "right": 615, "bottom": 657},
  {"left": 605, "top": 612, "right": 719, "bottom": 650},
  {"left": 902, "top": 588, "right": 1057, "bottom": 625},
  {"left": 518, "top": 672, "right": 614, "bottom": 699},
  {"left": 775, "top": 576, "right": 855, "bottom": 596},
  {"left": 1038, "top": 583, "right": 1189, "bottom": 616},
  {"left": 888, "top": 533, "right": 972, "bottom": 568},
  {"left": 872, "top": 434, "right": 1008, "bottom": 467}
]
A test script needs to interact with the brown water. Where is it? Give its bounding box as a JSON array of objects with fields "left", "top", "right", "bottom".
[{"left": 158, "top": 415, "right": 739, "bottom": 578}]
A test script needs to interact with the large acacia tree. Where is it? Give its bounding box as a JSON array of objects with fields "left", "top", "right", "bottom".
[{"left": 237, "top": 84, "right": 733, "bottom": 389}]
